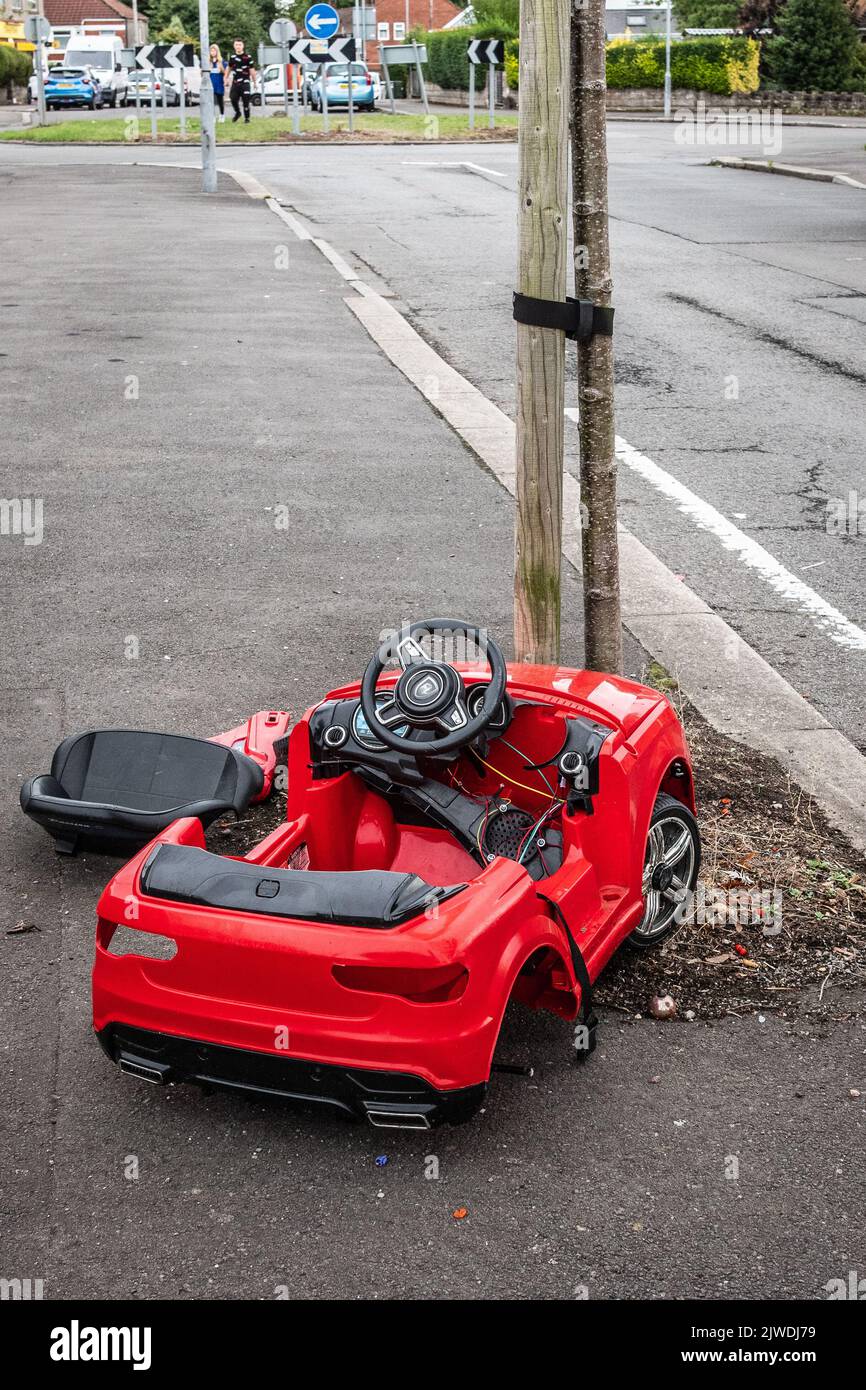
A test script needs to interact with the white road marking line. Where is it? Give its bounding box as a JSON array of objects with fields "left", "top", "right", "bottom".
[
  {"left": 400, "top": 160, "right": 506, "bottom": 178},
  {"left": 564, "top": 407, "right": 866, "bottom": 653},
  {"left": 460, "top": 162, "right": 507, "bottom": 178}
]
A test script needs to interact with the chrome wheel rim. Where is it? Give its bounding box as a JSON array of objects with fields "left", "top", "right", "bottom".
[{"left": 636, "top": 815, "right": 696, "bottom": 941}]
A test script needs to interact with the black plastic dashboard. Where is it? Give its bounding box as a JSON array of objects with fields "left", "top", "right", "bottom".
[{"left": 308, "top": 684, "right": 513, "bottom": 785}]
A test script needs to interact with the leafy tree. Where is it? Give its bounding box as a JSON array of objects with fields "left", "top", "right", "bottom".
[
  {"left": 673, "top": 0, "right": 740, "bottom": 25},
  {"left": 736, "top": 0, "right": 783, "bottom": 35},
  {"left": 767, "top": 0, "right": 859, "bottom": 90},
  {"left": 0, "top": 43, "right": 32, "bottom": 101},
  {"left": 155, "top": 12, "right": 197, "bottom": 41},
  {"left": 472, "top": 0, "right": 519, "bottom": 35},
  {"left": 147, "top": 0, "right": 274, "bottom": 51}
]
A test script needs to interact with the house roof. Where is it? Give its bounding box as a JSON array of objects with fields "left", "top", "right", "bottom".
[
  {"left": 44, "top": 0, "right": 137, "bottom": 26},
  {"left": 442, "top": 4, "right": 475, "bottom": 26}
]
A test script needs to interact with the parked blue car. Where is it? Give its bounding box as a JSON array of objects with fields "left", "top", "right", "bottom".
[
  {"left": 311, "top": 63, "right": 375, "bottom": 112},
  {"left": 44, "top": 67, "right": 104, "bottom": 111}
]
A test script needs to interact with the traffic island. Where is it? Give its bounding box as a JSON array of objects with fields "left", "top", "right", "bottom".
[{"left": 0, "top": 112, "right": 519, "bottom": 145}]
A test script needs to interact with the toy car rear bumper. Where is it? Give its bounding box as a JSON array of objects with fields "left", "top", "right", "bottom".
[{"left": 98, "top": 1022, "right": 485, "bottom": 1129}]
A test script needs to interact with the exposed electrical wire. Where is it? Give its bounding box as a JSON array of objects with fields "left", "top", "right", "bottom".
[
  {"left": 477, "top": 755, "right": 563, "bottom": 806},
  {"left": 517, "top": 803, "right": 560, "bottom": 864},
  {"left": 497, "top": 735, "right": 556, "bottom": 797}
]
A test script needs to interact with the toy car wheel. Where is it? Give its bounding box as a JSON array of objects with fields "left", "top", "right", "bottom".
[{"left": 630, "top": 792, "right": 700, "bottom": 947}]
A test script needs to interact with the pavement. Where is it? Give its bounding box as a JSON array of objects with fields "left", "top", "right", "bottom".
[{"left": 2, "top": 162, "right": 865, "bottom": 1301}]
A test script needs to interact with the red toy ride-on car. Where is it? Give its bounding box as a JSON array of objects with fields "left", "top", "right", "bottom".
[{"left": 89, "top": 619, "right": 700, "bottom": 1129}]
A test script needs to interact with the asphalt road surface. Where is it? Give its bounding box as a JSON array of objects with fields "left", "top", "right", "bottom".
[{"left": 1, "top": 160, "right": 865, "bottom": 1302}]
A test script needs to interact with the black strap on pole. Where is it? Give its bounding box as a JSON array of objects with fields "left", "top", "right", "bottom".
[{"left": 513, "top": 291, "right": 614, "bottom": 342}]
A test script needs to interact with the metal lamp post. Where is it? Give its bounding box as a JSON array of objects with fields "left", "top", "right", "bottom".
[
  {"left": 663, "top": 0, "right": 672, "bottom": 119},
  {"left": 198, "top": 0, "right": 217, "bottom": 192}
]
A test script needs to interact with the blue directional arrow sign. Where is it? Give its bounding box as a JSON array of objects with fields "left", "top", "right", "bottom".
[{"left": 304, "top": 3, "right": 339, "bottom": 39}]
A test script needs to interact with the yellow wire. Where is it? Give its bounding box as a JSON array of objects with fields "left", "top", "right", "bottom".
[{"left": 477, "top": 757, "right": 564, "bottom": 805}]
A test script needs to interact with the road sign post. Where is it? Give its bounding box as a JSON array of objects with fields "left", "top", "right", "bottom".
[
  {"left": 179, "top": 70, "right": 186, "bottom": 137},
  {"left": 149, "top": 68, "right": 157, "bottom": 141},
  {"left": 197, "top": 0, "right": 218, "bottom": 193},
  {"left": 120, "top": 45, "right": 138, "bottom": 118},
  {"left": 381, "top": 42, "right": 425, "bottom": 115},
  {"left": 270, "top": 18, "right": 297, "bottom": 118},
  {"left": 25, "top": 17, "right": 50, "bottom": 127},
  {"left": 305, "top": 4, "right": 339, "bottom": 40},
  {"left": 132, "top": 0, "right": 141, "bottom": 109},
  {"left": 288, "top": 34, "right": 355, "bottom": 133},
  {"left": 305, "top": 3, "right": 338, "bottom": 132},
  {"left": 383, "top": 59, "right": 395, "bottom": 116},
  {"left": 34, "top": 46, "right": 46, "bottom": 128},
  {"left": 663, "top": 0, "right": 672, "bottom": 119},
  {"left": 291, "top": 60, "right": 300, "bottom": 132},
  {"left": 468, "top": 38, "right": 503, "bottom": 132},
  {"left": 413, "top": 42, "right": 429, "bottom": 116}
]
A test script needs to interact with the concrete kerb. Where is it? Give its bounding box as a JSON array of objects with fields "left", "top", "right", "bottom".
[{"left": 710, "top": 155, "right": 866, "bottom": 190}]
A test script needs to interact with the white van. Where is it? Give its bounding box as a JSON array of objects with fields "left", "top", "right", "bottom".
[
  {"left": 63, "top": 29, "right": 129, "bottom": 107},
  {"left": 164, "top": 58, "right": 202, "bottom": 104}
]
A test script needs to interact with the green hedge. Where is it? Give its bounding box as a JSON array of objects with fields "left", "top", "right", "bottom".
[
  {"left": 424, "top": 30, "right": 483, "bottom": 91},
  {"left": 504, "top": 37, "right": 518, "bottom": 91},
  {"left": 0, "top": 44, "right": 33, "bottom": 95},
  {"left": 422, "top": 22, "right": 516, "bottom": 92},
  {"left": 606, "top": 35, "right": 760, "bottom": 95},
  {"left": 505, "top": 35, "right": 760, "bottom": 97}
]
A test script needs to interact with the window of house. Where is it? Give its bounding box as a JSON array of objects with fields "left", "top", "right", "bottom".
[
  {"left": 393, "top": 22, "right": 405, "bottom": 40},
  {"left": 377, "top": 22, "right": 390, "bottom": 40}
]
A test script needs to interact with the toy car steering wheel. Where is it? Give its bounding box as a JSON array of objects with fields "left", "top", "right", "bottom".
[{"left": 360, "top": 619, "right": 508, "bottom": 756}]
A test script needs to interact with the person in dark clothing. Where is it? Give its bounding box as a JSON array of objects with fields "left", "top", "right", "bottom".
[{"left": 227, "top": 38, "right": 256, "bottom": 123}]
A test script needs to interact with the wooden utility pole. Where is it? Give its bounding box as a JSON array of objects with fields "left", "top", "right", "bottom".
[
  {"left": 572, "top": 0, "right": 623, "bottom": 674},
  {"left": 513, "top": 0, "right": 570, "bottom": 664}
]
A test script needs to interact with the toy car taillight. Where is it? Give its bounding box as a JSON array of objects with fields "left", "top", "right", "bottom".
[{"left": 332, "top": 962, "right": 468, "bottom": 1003}]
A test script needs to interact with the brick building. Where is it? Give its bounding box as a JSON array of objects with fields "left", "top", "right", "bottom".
[
  {"left": 42, "top": 0, "right": 145, "bottom": 49},
  {"left": 337, "top": 0, "right": 462, "bottom": 70}
]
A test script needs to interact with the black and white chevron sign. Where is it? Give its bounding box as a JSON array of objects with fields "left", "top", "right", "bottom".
[
  {"left": 135, "top": 43, "right": 195, "bottom": 71},
  {"left": 288, "top": 35, "right": 356, "bottom": 66},
  {"left": 467, "top": 38, "right": 504, "bottom": 65}
]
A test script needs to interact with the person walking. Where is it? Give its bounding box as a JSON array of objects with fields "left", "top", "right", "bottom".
[
  {"left": 209, "top": 43, "right": 226, "bottom": 122},
  {"left": 227, "top": 38, "right": 256, "bottom": 124}
]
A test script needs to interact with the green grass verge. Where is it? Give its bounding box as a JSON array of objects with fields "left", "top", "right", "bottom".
[{"left": 0, "top": 111, "right": 518, "bottom": 143}]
